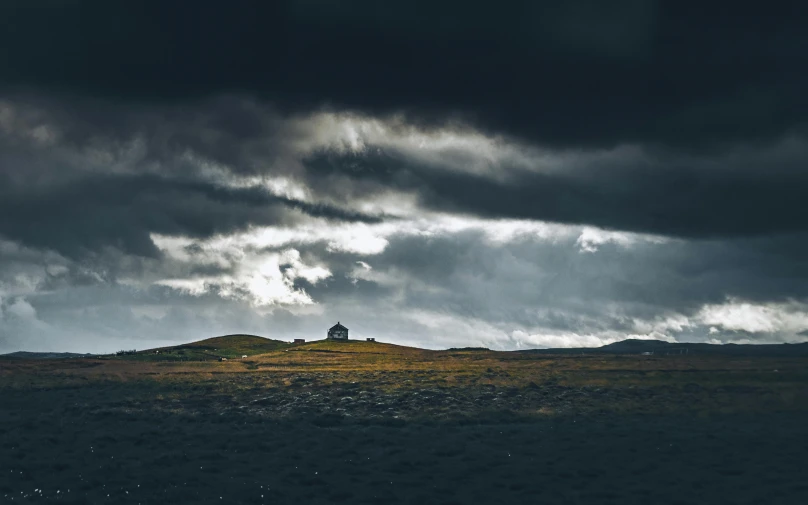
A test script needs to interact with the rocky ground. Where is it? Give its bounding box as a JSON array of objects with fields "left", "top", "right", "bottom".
[
  {"left": 107, "top": 366, "right": 792, "bottom": 424},
  {"left": 236, "top": 382, "right": 742, "bottom": 422},
  {"left": 2, "top": 348, "right": 807, "bottom": 504},
  {"left": 2, "top": 384, "right": 808, "bottom": 505}
]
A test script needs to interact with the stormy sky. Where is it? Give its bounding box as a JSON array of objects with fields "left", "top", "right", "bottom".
[{"left": 2, "top": 1, "right": 808, "bottom": 353}]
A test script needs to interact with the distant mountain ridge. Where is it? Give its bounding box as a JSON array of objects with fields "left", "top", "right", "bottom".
[
  {"left": 519, "top": 338, "right": 808, "bottom": 356},
  {"left": 4, "top": 337, "right": 808, "bottom": 359},
  {"left": 0, "top": 351, "right": 97, "bottom": 359}
]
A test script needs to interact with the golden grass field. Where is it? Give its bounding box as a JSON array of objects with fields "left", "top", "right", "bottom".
[
  {"left": 3, "top": 335, "right": 807, "bottom": 419},
  {"left": 3, "top": 336, "right": 808, "bottom": 504}
]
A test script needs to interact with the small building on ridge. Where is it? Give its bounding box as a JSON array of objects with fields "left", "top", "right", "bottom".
[{"left": 327, "top": 322, "right": 349, "bottom": 340}]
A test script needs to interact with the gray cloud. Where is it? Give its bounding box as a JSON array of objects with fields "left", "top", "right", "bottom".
[
  {"left": 2, "top": 2, "right": 808, "bottom": 352},
  {"left": 0, "top": 173, "right": 384, "bottom": 259},
  {"left": 303, "top": 139, "right": 808, "bottom": 239},
  {"left": 5, "top": 95, "right": 808, "bottom": 241},
  {"left": 3, "top": 1, "right": 806, "bottom": 150},
  {"left": 5, "top": 223, "right": 808, "bottom": 354},
  {"left": 308, "top": 229, "right": 808, "bottom": 329}
]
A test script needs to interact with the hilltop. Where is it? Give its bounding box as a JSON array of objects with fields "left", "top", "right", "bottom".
[
  {"left": 115, "top": 334, "right": 292, "bottom": 361},
  {"left": 111, "top": 334, "right": 429, "bottom": 362}
]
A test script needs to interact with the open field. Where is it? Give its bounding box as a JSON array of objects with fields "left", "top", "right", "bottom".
[
  {"left": 3, "top": 337, "right": 807, "bottom": 419},
  {"left": 2, "top": 336, "right": 808, "bottom": 503}
]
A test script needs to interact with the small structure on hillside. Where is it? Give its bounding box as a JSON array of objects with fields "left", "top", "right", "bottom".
[
  {"left": 327, "top": 322, "right": 349, "bottom": 340},
  {"left": 293, "top": 338, "right": 305, "bottom": 344},
  {"left": 366, "top": 338, "right": 375, "bottom": 342}
]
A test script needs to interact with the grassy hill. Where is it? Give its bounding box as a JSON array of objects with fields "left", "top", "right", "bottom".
[
  {"left": 117, "top": 334, "right": 293, "bottom": 361},
  {"left": 291, "top": 339, "right": 425, "bottom": 355},
  {"left": 114, "top": 335, "right": 432, "bottom": 362}
]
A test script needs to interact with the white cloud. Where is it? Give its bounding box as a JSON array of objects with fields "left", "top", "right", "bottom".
[
  {"left": 286, "top": 111, "right": 651, "bottom": 183},
  {"left": 405, "top": 310, "right": 515, "bottom": 349},
  {"left": 325, "top": 225, "right": 390, "bottom": 255},
  {"left": 576, "top": 226, "right": 667, "bottom": 253},
  {"left": 697, "top": 299, "right": 808, "bottom": 338},
  {"left": 511, "top": 330, "right": 610, "bottom": 349},
  {"left": 6, "top": 298, "right": 38, "bottom": 320},
  {"left": 154, "top": 245, "right": 331, "bottom": 307},
  {"left": 510, "top": 329, "right": 676, "bottom": 349},
  {"left": 147, "top": 211, "right": 681, "bottom": 315},
  {"left": 632, "top": 313, "right": 694, "bottom": 334}
]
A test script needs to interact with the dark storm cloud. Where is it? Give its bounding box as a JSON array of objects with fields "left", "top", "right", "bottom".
[
  {"left": 0, "top": 93, "right": 297, "bottom": 179},
  {"left": 2, "top": 1, "right": 807, "bottom": 150},
  {"left": 2, "top": 1, "right": 808, "bottom": 352},
  {"left": 418, "top": 160, "right": 808, "bottom": 239},
  {"left": 4, "top": 86, "right": 807, "bottom": 242},
  {"left": 0, "top": 172, "right": 383, "bottom": 258},
  {"left": 302, "top": 142, "right": 808, "bottom": 239}
]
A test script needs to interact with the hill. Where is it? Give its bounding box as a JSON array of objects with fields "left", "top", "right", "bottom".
[
  {"left": 117, "top": 334, "right": 292, "bottom": 361},
  {"left": 292, "top": 339, "right": 425, "bottom": 354},
  {"left": 8, "top": 336, "right": 808, "bottom": 362},
  {"left": 519, "top": 338, "right": 808, "bottom": 356}
]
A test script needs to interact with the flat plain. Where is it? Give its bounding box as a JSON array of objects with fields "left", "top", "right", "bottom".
[{"left": 2, "top": 336, "right": 807, "bottom": 504}]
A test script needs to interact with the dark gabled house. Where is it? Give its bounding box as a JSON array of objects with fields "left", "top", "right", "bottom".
[{"left": 327, "top": 322, "right": 349, "bottom": 340}]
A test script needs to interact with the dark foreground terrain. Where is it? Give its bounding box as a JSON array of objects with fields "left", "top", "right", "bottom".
[{"left": 2, "top": 337, "right": 808, "bottom": 504}]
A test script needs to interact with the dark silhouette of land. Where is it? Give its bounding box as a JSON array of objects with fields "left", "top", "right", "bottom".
[
  {"left": 523, "top": 338, "right": 808, "bottom": 357},
  {"left": 1, "top": 351, "right": 97, "bottom": 359},
  {"left": 6, "top": 336, "right": 808, "bottom": 359},
  {"left": 2, "top": 335, "right": 807, "bottom": 504}
]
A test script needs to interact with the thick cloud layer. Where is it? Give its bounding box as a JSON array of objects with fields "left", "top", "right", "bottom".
[
  {"left": 3, "top": 1, "right": 807, "bottom": 149},
  {"left": 2, "top": 2, "right": 808, "bottom": 352}
]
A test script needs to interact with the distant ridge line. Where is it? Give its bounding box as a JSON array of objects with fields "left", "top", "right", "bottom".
[
  {"left": 4, "top": 337, "right": 808, "bottom": 359},
  {"left": 0, "top": 351, "right": 97, "bottom": 359},
  {"left": 517, "top": 339, "right": 808, "bottom": 357}
]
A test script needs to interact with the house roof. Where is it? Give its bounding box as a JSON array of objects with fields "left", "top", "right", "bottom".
[{"left": 329, "top": 322, "right": 348, "bottom": 331}]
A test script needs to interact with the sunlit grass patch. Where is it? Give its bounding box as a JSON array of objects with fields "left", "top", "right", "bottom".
[{"left": 2, "top": 335, "right": 808, "bottom": 418}]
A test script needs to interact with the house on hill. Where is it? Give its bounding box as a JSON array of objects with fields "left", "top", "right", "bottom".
[{"left": 327, "top": 322, "right": 349, "bottom": 340}]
